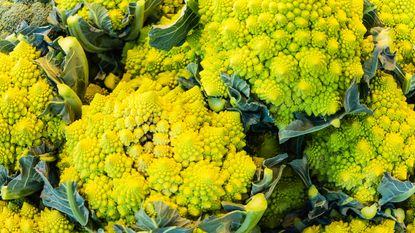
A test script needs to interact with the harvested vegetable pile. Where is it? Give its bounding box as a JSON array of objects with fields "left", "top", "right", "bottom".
[{"left": 1, "top": 0, "right": 415, "bottom": 232}]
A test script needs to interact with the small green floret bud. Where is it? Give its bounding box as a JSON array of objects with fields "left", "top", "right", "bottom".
[
  {"left": 308, "top": 185, "right": 319, "bottom": 199},
  {"left": 393, "top": 208, "right": 405, "bottom": 223},
  {"left": 330, "top": 118, "right": 341, "bottom": 128},
  {"left": 361, "top": 204, "right": 377, "bottom": 220}
]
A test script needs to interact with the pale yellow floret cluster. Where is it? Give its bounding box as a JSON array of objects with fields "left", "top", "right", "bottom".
[
  {"left": 59, "top": 77, "right": 256, "bottom": 225},
  {"left": 306, "top": 74, "right": 415, "bottom": 204},
  {"left": 0, "top": 41, "right": 64, "bottom": 172},
  {"left": 196, "top": 0, "right": 366, "bottom": 128},
  {"left": 0, "top": 200, "right": 77, "bottom": 233},
  {"left": 302, "top": 219, "right": 396, "bottom": 233}
]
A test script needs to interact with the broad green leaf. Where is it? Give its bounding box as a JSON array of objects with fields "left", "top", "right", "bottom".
[
  {"left": 325, "top": 190, "right": 366, "bottom": 218},
  {"left": 199, "top": 211, "right": 246, "bottom": 233},
  {"left": 251, "top": 154, "right": 287, "bottom": 196},
  {"left": 40, "top": 97, "right": 76, "bottom": 124},
  {"left": 288, "top": 156, "right": 312, "bottom": 188},
  {"left": 58, "top": 36, "right": 89, "bottom": 98},
  {"left": 362, "top": 0, "right": 382, "bottom": 30},
  {"left": 377, "top": 172, "right": 415, "bottom": 206},
  {"left": 279, "top": 80, "right": 372, "bottom": 143},
  {"left": 135, "top": 201, "right": 192, "bottom": 232},
  {"left": 85, "top": 3, "right": 115, "bottom": 34},
  {"left": 343, "top": 79, "right": 372, "bottom": 115},
  {"left": 1, "top": 156, "right": 43, "bottom": 200},
  {"left": 0, "top": 166, "right": 9, "bottom": 187},
  {"left": 289, "top": 157, "right": 328, "bottom": 219},
  {"left": 113, "top": 225, "right": 136, "bottom": 233},
  {"left": 67, "top": 15, "right": 124, "bottom": 53},
  {"left": 135, "top": 208, "right": 158, "bottom": 230},
  {"left": 221, "top": 73, "right": 250, "bottom": 98},
  {"left": 149, "top": 0, "right": 200, "bottom": 51},
  {"left": 36, "top": 162, "right": 89, "bottom": 226},
  {"left": 0, "top": 39, "right": 17, "bottom": 53}
]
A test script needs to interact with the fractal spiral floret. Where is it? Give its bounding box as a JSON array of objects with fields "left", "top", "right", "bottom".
[
  {"left": 58, "top": 77, "right": 256, "bottom": 225},
  {"left": 0, "top": 41, "right": 64, "bottom": 172},
  {"left": 306, "top": 74, "right": 415, "bottom": 203},
  {"left": 195, "top": 0, "right": 367, "bottom": 127}
]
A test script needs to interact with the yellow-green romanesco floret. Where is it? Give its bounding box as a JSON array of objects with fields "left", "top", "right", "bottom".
[
  {"left": 306, "top": 73, "right": 415, "bottom": 204},
  {"left": 0, "top": 41, "right": 63, "bottom": 172},
  {"left": 125, "top": 33, "right": 195, "bottom": 88},
  {"left": 260, "top": 168, "right": 307, "bottom": 229},
  {"left": 370, "top": 0, "right": 415, "bottom": 76},
  {"left": 196, "top": 0, "right": 366, "bottom": 128},
  {"left": 302, "top": 218, "right": 395, "bottom": 233},
  {"left": 0, "top": 200, "right": 78, "bottom": 233},
  {"left": 59, "top": 77, "right": 256, "bottom": 226}
]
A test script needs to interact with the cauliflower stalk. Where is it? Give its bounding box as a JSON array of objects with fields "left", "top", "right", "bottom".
[
  {"left": 306, "top": 74, "right": 415, "bottom": 204},
  {"left": 58, "top": 77, "right": 256, "bottom": 225}
]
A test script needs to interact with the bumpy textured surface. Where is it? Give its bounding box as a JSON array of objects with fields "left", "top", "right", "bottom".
[
  {"left": 306, "top": 74, "right": 415, "bottom": 203},
  {"left": 59, "top": 78, "right": 256, "bottom": 225},
  {"left": 370, "top": 0, "right": 415, "bottom": 76},
  {"left": 260, "top": 168, "right": 307, "bottom": 229},
  {"left": 125, "top": 33, "right": 195, "bottom": 87},
  {"left": 302, "top": 219, "right": 396, "bottom": 233},
  {"left": 56, "top": 0, "right": 185, "bottom": 31},
  {"left": 196, "top": 0, "right": 366, "bottom": 127},
  {"left": 0, "top": 41, "right": 64, "bottom": 172},
  {"left": 0, "top": 200, "right": 77, "bottom": 233},
  {"left": 0, "top": 0, "right": 51, "bottom": 38}
]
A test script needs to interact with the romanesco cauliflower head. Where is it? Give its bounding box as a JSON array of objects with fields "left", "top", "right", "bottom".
[
  {"left": 196, "top": 0, "right": 366, "bottom": 128},
  {"left": 0, "top": 41, "right": 64, "bottom": 172},
  {"left": 370, "top": 0, "right": 415, "bottom": 76},
  {"left": 59, "top": 78, "right": 256, "bottom": 225},
  {"left": 260, "top": 168, "right": 307, "bottom": 229},
  {"left": 0, "top": 200, "right": 77, "bottom": 233},
  {"left": 306, "top": 74, "right": 415, "bottom": 203},
  {"left": 302, "top": 218, "right": 395, "bottom": 233}
]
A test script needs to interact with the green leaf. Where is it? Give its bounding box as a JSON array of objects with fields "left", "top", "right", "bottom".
[
  {"left": 279, "top": 79, "right": 372, "bottom": 143},
  {"left": 221, "top": 73, "right": 250, "bottom": 98},
  {"left": 1, "top": 156, "right": 43, "bottom": 200},
  {"left": 67, "top": 15, "right": 124, "bottom": 53},
  {"left": 135, "top": 202, "right": 193, "bottom": 232},
  {"left": 324, "top": 190, "right": 366, "bottom": 218},
  {"left": 343, "top": 79, "right": 372, "bottom": 115},
  {"left": 289, "top": 157, "right": 328, "bottom": 220},
  {"left": 0, "top": 39, "right": 17, "bottom": 53},
  {"left": 125, "top": 1, "right": 146, "bottom": 41},
  {"left": 0, "top": 166, "right": 10, "bottom": 187},
  {"left": 377, "top": 172, "right": 415, "bottom": 206},
  {"left": 36, "top": 161, "right": 90, "bottom": 226},
  {"left": 199, "top": 194, "right": 267, "bottom": 233},
  {"left": 362, "top": 0, "right": 382, "bottom": 30},
  {"left": 219, "top": 73, "right": 274, "bottom": 132},
  {"left": 58, "top": 36, "right": 89, "bottom": 98},
  {"left": 251, "top": 154, "right": 288, "bottom": 196},
  {"left": 40, "top": 97, "right": 76, "bottom": 124},
  {"left": 149, "top": 0, "right": 200, "bottom": 51},
  {"left": 85, "top": 3, "right": 115, "bottom": 34},
  {"left": 199, "top": 211, "right": 246, "bottom": 233},
  {"left": 113, "top": 225, "right": 136, "bottom": 233}
]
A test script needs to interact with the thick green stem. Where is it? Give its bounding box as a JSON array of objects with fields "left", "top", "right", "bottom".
[
  {"left": 235, "top": 193, "right": 267, "bottom": 233},
  {"left": 66, "top": 181, "right": 88, "bottom": 226}
]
